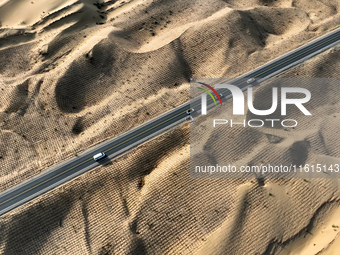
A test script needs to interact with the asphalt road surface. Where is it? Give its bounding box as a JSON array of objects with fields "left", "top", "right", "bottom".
[{"left": 1, "top": 27, "right": 340, "bottom": 216}]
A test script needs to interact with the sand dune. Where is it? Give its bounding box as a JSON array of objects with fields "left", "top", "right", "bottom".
[
  {"left": 0, "top": 0, "right": 340, "bottom": 254},
  {"left": 192, "top": 46, "right": 340, "bottom": 254}
]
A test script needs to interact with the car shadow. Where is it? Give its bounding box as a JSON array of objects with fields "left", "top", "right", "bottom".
[{"left": 96, "top": 156, "right": 111, "bottom": 165}]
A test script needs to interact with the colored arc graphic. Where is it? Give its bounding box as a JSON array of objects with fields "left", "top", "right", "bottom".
[
  {"left": 197, "top": 87, "right": 217, "bottom": 105},
  {"left": 197, "top": 82, "right": 222, "bottom": 106}
]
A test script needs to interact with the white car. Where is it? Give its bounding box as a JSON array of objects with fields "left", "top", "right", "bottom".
[
  {"left": 214, "top": 93, "right": 224, "bottom": 99},
  {"left": 93, "top": 152, "right": 106, "bottom": 161},
  {"left": 186, "top": 108, "right": 194, "bottom": 115},
  {"left": 247, "top": 78, "right": 256, "bottom": 84}
]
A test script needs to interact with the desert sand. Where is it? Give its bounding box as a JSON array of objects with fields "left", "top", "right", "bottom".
[{"left": 1, "top": 0, "right": 340, "bottom": 254}]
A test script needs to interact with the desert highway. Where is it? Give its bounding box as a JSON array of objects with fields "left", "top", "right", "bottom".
[{"left": 1, "top": 27, "right": 340, "bottom": 216}]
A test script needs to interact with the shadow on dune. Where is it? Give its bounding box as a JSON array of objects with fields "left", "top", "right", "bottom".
[{"left": 0, "top": 193, "right": 75, "bottom": 255}]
